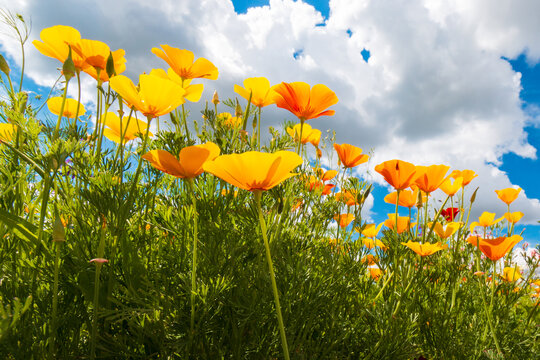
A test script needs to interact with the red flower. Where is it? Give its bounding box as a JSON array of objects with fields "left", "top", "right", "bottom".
[{"left": 441, "top": 207, "right": 460, "bottom": 221}]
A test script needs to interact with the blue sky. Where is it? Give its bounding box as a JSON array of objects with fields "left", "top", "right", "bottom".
[{"left": 1, "top": 0, "right": 539, "bottom": 246}]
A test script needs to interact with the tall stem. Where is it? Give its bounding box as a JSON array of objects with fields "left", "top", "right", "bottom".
[
  {"left": 187, "top": 179, "right": 199, "bottom": 336},
  {"left": 254, "top": 191, "right": 290, "bottom": 360}
]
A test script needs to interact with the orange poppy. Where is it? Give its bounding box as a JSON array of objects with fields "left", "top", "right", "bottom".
[
  {"left": 336, "top": 190, "right": 359, "bottom": 207},
  {"left": 384, "top": 214, "right": 415, "bottom": 234},
  {"left": 71, "top": 39, "right": 126, "bottom": 82},
  {"left": 402, "top": 241, "right": 448, "bottom": 256},
  {"left": 495, "top": 187, "right": 522, "bottom": 205},
  {"left": 333, "top": 213, "right": 355, "bottom": 228},
  {"left": 361, "top": 237, "right": 388, "bottom": 251},
  {"left": 369, "top": 267, "right": 383, "bottom": 281},
  {"left": 109, "top": 74, "right": 185, "bottom": 118},
  {"left": 47, "top": 97, "right": 86, "bottom": 118},
  {"left": 272, "top": 81, "right": 338, "bottom": 121},
  {"left": 450, "top": 169, "right": 477, "bottom": 186},
  {"left": 313, "top": 168, "right": 338, "bottom": 182},
  {"left": 362, "top": 255, "right": 378, "bottom": 265},
  {"left": 143, "top": 142, "right": 220, "bottom": 179},
  {"left": 333, "top": 143, "right": 369, "bottom": 168},
  {"left": 504, "top": 211, "right": 524, "bottom": 224},
  {"left": 234, "top": 77, "right": 276, "bottom": 107},
  {"left": 414, "top": 164, "right": 450, "bottom": 194},
  {"left": 287, "top": 123, "right": 321, "bottom": 147},
  {"left": 374, "top": 159, "right": 417, "bottom": 190},
  {"left": 32, "top": 25, "right": 86, "bottom": 70},
  {"left": 467, "top": 235, "right": 522, "bottom": 261},
  {"left": 203, "top": 150, "right": 302, "bottom": 191},
  {"left": 152, "top": 45, "right": 218, "bottom": 81}
]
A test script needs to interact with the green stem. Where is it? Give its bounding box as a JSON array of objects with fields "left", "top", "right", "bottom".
[
  {"left": 90, "top": 217, "right": 107, "bottom": 360},
  {"left": 53, "top": 80, "right": 70, "bottom": 140},
  {"left": 187, "top": 179, "right": 198, "bottom": 336},
  {"left": 254, "top": 191, "right": 290, "bottom": 360},
  {"left": 49, "top": 237, "right": 62, "bottom": 358}
]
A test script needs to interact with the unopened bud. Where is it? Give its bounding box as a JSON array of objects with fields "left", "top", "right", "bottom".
[
  {"left": 235, "top": 101, "right": 243, "bottom": 117},
  {"left": 0, "top": 54, "right": 10, "bottom": 76},
  {"left": 62, "top": 47, "right": 76, "bottom": 81},
  {"left": 106, "top": 52, "right": 115, "bottom": 79},
  {"left": 252, "top": 116, "right": 257, "bottom": 129},
  {"left": 52, "top": 213, "right": 66, "bottom": 242},
  {"left": 416, "top": 190, "right": 424, "bottom": 208},
  {"left": 316, "top": 147, "right": 322, "bottom": 159},
  {"left": 470, "top": 187, "right": 479, "bottom": 204},
  {"left": 212, "top": 90, "right": 219, "bottom": 105}
]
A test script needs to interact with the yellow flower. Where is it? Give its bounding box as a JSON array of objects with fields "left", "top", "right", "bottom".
[
  {"left": 71, "top": 39, "right": 126, "bottom": 82},
  {"left": 502, "top": 266, "right": 521, "bottom": 282},
  {"left": 32, "top": 25, "right": 86, "bottom": 70},
  {"left": 203, "top": 151, "right": 302, "bottom": 191},
  {"left": 234, "top": 77, "right": 276, "bottom": 107},
  {"left": 360, "top": 223, "right": 384, "bottom": 238},
  {"left": 414, "top": 164, "right": 450, "bottom": 194},
  {"left": 152, "top": 45, "right": 218, "bottom": 81},
  {"left": 100, "top": 112, "right": 152, "bottom": 143},
  {"left": 143, "top": 142, "right": 220, "bottom": 179},
  {"left": 430, "top": 221, "right": 461, "bottom": 239},
  {"left": 47, "top": 97, "right": 85, "bottom": 118},
  {"left": 0, "top": 123, "right": 16, "bottom": 142},
  {"left": 439, "top": 177, "right": 463, "bottom": 196},
  {"left": 402, "top": 241, "right": 448, "bottom": 256},
  {"left": 150, "top": 68, "right": 204, "bottom": 102},
  {"left": 450, "top": 169, "right": 477, "bottom": 186},
  {"left": 287, "top": 123, "right": 321, "bottom": 147},
  {"left": 504, "top": 211, "right": 524, "bottom": 224},
  {"left": 109, "top": 74, "right": 185, "bottom": 118},
  {"left": 495, "top": 187, "right": 522, "bottom": 205},
  {"left": 469, "top": 212, "right": 504, "bottom": 234}
]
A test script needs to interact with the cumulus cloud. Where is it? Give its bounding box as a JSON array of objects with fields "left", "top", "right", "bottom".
[{"left": 0, "top": 0, "right": 539, "bottom": 226}]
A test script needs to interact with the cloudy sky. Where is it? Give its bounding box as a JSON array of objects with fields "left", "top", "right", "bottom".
[{"left": 1, "top": 0, "right": 539, "bottom": 244}]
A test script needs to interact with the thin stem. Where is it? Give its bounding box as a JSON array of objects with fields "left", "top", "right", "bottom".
[
  {"left": 53, "top": 80, "right": 70, "bottom": 140},
  {"left": 254, "top": 190, "right": 290, "bottom": 360},
  {"left": 187, "top": 179, "right": 199, "bottom": 336},
  {"left": 90, "top": 218, "right": 107, "bottom": 360}
]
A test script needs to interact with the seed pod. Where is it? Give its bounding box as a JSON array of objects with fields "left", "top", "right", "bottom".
[{"left": 0, "top": 54, "right": 10, "bottom": 76}]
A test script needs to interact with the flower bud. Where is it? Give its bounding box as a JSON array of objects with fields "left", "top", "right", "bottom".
[
  {"left": 106, "top": 51, "right": 116, "bottom": 79},
  {"left": 52, "top": 213, "right": 66, "bottom": 242},
  {"left": 62, "top": 47, "right": 76, "bottom": 82},
  {"left": 235, "top": 101, "right": 243, "bottom": 118},
  {"left": 212, "top": 90, "right": 219, "bottom": 105},
  {"left": 0, "top": 54, "right": 10, "bottom": 76}
]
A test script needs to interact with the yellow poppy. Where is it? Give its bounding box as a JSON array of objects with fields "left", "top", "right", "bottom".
[
  {"left": 333, "top": 143, "right": 369, "bottom": 168},
  {"left": 272, "top": 81, "right": 338, "bottom": 121},
  {"left": 402, "top": 241, "right": 448, "bottom": 256},
  {"left": 72, "top": 39, "right": 126, "bottom": 82},
  {"left": 203, "top": 150, "right": 302, "bottom": 191},
  {"left": 495, "top": 187, "right": 522, "bottom": 205},
  {"left": 504, "top": 211, "right": 524, "bottom": 224},
  {"left": 502, "top": 267, "right": 521, "bottom": 282},
  {"left": 374, "top": 159, "right": 417, "bottom": 190},
  {"left": 360, "top": 223, "right": 384, "bottom": 238},
  {"left": 100, "top": 112, "right": 152, "bottom": 143},
  {"left": 109, "top": 74, "right": 185, "bottom": 118},
  {"left": 469, "top": 212, "right": 504, "bottom": 234},
  {"left": 439, "top": 177, "right": 463, "bottom": 196},
  {"left": 234, "top": 77, "right": 276, "bottom": 107},
  {"left": 152, "top": 45, "right": 218, "bottom": 81},
  {"left": 414, "top": 164, "right": 450, "bottom": 194},
  {"left": 287, "top": 123, "right": 321, "bottom": 146},
  {"left": 0, "top": 123, "right": 16, "bottom": 142},
  {"left": 143, "top": 142, "right": 220, "bottom": 179},
  {"left": 150, "top": 68, "right": 204, "bottom": 102},
  {"left": 47, "top": 97, "right": 85, "bottom": 118},
  {"left": 32, "top": 25, "right": 86, "bottom": 70},
  {"left": 430, "top": 221, "right": 461, "bottom": 239}
]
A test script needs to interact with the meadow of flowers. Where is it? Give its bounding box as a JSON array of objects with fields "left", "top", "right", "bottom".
[{"left": 0, "top": 14, "right": 538, "bottom": 359}]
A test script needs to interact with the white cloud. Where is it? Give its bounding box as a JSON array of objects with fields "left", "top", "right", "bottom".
[{"left": 0, "top": 0, "right": 539, "bottom": 227}]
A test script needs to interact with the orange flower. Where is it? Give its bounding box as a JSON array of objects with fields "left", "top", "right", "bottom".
[
  {"left": 32, "top": 25, "right": 86, "bottom": 70},
  {"left": 71, "top": 39, "right": 126, "bottom": 82},
  {"left": 287, "top": 123, "right": 321, "bottom": 146},
  {"left": 450, "top": 169, "right": 477, "bottom": 186},
  {"left": 402, "top": 241, "right": 448, "bottom": 256},
  {"left": 143, "top": 142, "right": 220, "bottom": 179},
  {"left": 307, "top": 175, "right": 335, "bottom": 195},
  {"left": 334, "top": 213, "right": 355, "bottom": 228},
  {"left": 362, "top": 255, "right": 378, "bottom": 265},
  {"left": 384, "top": 188, "right": 422, "bottom": 208},
  {"left": 150, "top": 68, "right": 204, "bottom": 102},
  {"left": 361, "top": 238, "right": 388, "bottom": 251},
  {"left": 109, "top": 74, "right": 185, "bottom": 118},
  {"left": 0, "top": 123, "right": 16, "bottom": 142},
  {"left": 100, "top": 112, "right": 152, "bottom": 144},
  {"left": 469, "top": 212, "right": 504, "bottom": 234},
  {"left": 495, "top": 187, "right": 522, "bottom": 205},
  {"left": 203, "top": 151, "right": 302, "bottom": 191},
  {"left": 47, "top": 97, "right": 85, "bottom": 118},
  {"left": 234, "top": 77, "right": 276, "bottom": 107},
  {"left": 272, "top": 81, "right": 338, "bottom": 121},
  {"left": 374, "top": 160, "right": 417, "bottom": 190},
  {"left": 369, "top": 267, "right": 383, "bottom": 281},
  {"left": 504, "top": 211, "right": 524, "bottom": 224},
  {"left": 336, "top": 190, "right": 358, "bottom": 207},
  {"left": 313, "top": 168, "right": 337, "bottom": 182},
  {"left": 467, "top": 235, "right": 522, "bottom": 261},
  {"left": 384, "top": 214, "right": 415, "bottom": 234},
  {"left": 439, "top": 177, "right": 463, "bottom": 196},
  {"left": 152, "top": 45, "right": 218, "bottom": 81},
  {"left": 414, "top": 164, "right": 450, "bottom": 194},
  {"left": 360, "top": 223, "right": 384, "bottom": 238},
  {"left": 333, "top": 143, "right": 369, "bottom": 168}
]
